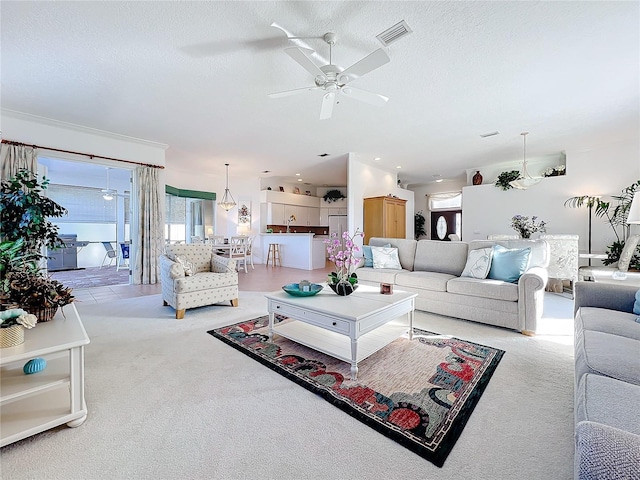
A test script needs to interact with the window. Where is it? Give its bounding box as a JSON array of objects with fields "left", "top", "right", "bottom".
[{"left": 429, "top": 192, "right": 462, "bottom": 211}]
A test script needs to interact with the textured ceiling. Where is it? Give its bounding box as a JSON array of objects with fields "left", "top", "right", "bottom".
[{"left": 1, "top": 1, "right": 638, "bottom": 187}]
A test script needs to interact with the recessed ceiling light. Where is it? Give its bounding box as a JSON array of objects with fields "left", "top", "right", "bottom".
[
  {"left": 396, "top": 166, "right": 401, "bottom": 169},
  {"left": 435, "top": 179, "right": 444, "bottom": 183},
  {"left": 297, "top": 178, "right": 303, "bottom": 182},
  {"left": 295, "top": 173, "right": 301, "bottom": 176},
  {"left": 374, "top": 157, "right": 381, "bottom": 161}
]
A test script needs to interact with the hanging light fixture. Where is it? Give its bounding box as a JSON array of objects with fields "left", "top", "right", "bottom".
[
  {"left": 101, "top": 167, "right": 116, "bottom": 200},
  {"left": 218, "top": 163, "right": 236, "bottom": 211},
  {"left": 510, "top": 132, "right": 542, "bottom": 190}
]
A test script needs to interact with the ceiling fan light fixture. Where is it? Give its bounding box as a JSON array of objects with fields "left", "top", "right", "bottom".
[
  {"left": 509, "top": 132, "right": 542, "bottom": 190},
  {"left": 218, "top": 163, "right": 236, "bottom": 211},
  {"left": 102, "top": 193, "right": 114, "bottom": 201}
]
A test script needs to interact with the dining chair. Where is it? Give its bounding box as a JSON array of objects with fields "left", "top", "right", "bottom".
[
  {"left": 229, "top": 236, "right": 249, "bottom": 273},
  {"left": 244, "top": 235, "right": 255, "bottom": 270}
]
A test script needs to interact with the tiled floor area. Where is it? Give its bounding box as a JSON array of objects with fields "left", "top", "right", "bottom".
[{"left": 66, "top": 262, "right": 335, "bottom": 305}]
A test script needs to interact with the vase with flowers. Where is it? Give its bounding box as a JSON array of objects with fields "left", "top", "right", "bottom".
[
  {"left": 324, "top": 229, "right": 364, "bottom": 296},
  {"left": 510, "top": 215, "right": 547, "bottom": 239},
  {"left": 286, "top": 214, "right": 296, "bottom": 233}
]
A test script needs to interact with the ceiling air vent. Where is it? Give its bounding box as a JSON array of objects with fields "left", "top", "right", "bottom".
[{"left": 376, "top": 20, "right": 413, "bottom": 47}]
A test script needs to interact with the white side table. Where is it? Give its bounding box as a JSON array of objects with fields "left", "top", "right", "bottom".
[{"left": 0, "top": 304, "right": 90, "bottom": 447}]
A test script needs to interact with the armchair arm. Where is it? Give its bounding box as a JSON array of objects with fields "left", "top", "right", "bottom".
[
  {"left": 159, "top": 254, "right": 185, "bottom": 280},
  {"left": 574, "top": 281, "right": 637, "bottom": 315},
  {"left": 211, "top": 254, "right": 237, "bottom": 273}
]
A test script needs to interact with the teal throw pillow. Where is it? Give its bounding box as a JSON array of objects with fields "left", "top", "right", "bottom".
[
  {"left": 363, "top": 243, "right": 390, "bottom": 267},
  {"left": 488, "top": 246, "right": 531, "bottom": 283},
  {"left": 633, "top": 290, "right": 640, "bottom": 315}
]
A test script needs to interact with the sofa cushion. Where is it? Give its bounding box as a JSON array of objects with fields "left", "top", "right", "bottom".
[
  {"left": 174, "top": 272, "right": 238, "bottom": 293},
  {"left": 461, "top": 247, "right": 493, "bottom": 279},
  {"left": 446, "top": 277, "right": 519, "bottom": 301},
  {"left": 575, "top": 373, "right": 640, "bottom": 435},
  {"left": 575, "top": 330, "right": 640, "bottom": 386},
  {"left": 488, "top": 246, "right": 531, "bottom": 283},
  {"left": 369, "top": 238, "right": 417, "bottom": 271},
  {"left": 469, "top": 239, "right": 549, "bottom": 269},
  {"left": 355, "top": 267, "right": 407, "bottom": 285},
  {"left": 395, "top": 271, "right": 454, "bottom": 292},
  {"left": 363, "top": 243, "right": 390, "bottom": 267},
  {"left": 634, "top": 289, "right": 640, "bottom": 315},
  {"left": 577, "top": 307, "right": 640, "bottom": 341},
  {"left": 413, "top": 240, "right": 469, "bottom": 276},
  {"left": 174, "top": 255, "right": 194, "bottom": 276},
  {"left": 371, "top": 246, "right": 402, "bottom": 269}
]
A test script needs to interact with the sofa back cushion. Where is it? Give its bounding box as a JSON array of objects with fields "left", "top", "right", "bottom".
[
  {"left": 469, "top": 239, "right": 550, "bottom": 269},
  {"left": 165, "top": 244, "right": 213, "bottom": 273},
  {"left": 413, "top": 240, "right": 469, "bottom": 276},
  {"left": 369, "top": 238, "right": 417, "bottom": 271}
]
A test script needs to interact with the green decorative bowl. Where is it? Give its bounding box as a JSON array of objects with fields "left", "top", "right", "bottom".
[{"left": 282, "top": 283, "right": 324, "bottom": 297}]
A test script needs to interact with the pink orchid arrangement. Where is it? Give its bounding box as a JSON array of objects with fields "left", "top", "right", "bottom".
[{"left": 324, "top": 229, "right": 364, "bottom": 285}]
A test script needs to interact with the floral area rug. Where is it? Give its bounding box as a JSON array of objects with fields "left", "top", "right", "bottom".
[{"left": 208, "top": 315, "right": 505, "bottom": 467}]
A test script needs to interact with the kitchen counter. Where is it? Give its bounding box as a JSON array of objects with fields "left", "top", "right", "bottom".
[{"left": 260, "top": 233, "right": 326, "bottom": 270}]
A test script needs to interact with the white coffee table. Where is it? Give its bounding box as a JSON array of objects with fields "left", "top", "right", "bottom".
[{"left": 265, "top": 284, "right": 417, "bottom": 380}]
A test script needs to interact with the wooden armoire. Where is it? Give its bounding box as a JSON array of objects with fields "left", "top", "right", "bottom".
[{"left": 363, "top": 196, "right": 407, "bottom": 244}]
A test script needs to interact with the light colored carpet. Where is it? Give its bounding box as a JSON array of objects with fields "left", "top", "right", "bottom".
[{"left": 0, "top": 291, "right": 575, "bottom": 480}]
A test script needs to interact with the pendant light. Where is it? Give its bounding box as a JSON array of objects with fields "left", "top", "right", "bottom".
[
  {"left": 218, "top": 163, "right": 236, "bottom": 211},
  {"left": 102, "top": 167, "right": 115, "bottom": 200},
  {"left": 509, "top": 132, "right": 541, "bottom": 190}
]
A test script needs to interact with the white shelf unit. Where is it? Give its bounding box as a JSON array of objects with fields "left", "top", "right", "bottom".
[{"left": 0, "top": 304, "right": 89, "bottom": 447}]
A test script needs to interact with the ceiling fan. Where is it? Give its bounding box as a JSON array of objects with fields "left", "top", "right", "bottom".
[
  {"left": 268, "top": 32, "right": 391, "bottom": 120},
  {"left": 101, "top": 168, "right": 128, "bottom": 200}
]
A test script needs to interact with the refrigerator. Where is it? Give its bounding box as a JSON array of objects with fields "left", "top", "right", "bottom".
[{"left": 328, "top": 215, "right": 348, "bottom": 241}]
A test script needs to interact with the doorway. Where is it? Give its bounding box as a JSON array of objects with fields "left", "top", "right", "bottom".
[{"left": 430, "top": 210, "right": 461, "bottom": 241}]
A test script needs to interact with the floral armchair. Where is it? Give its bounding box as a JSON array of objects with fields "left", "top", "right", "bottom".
[{"left": 159, "top": 244, "right": 239, "bottom": 319}]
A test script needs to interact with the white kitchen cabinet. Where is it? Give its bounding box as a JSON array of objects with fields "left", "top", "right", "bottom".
[
  {"left": 269, "top": 203, "right": 286, "bottom": 224},
  {"left": 307, "top": 207, "right": 320, "bottom": 226}
]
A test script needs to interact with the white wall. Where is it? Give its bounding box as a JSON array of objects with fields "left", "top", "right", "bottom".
[
  {"left": 347, "top": 153, "right": 415, "bottom": 246},
  {"left": 462, "top": 137, "right": 639, "bottom": 262}
]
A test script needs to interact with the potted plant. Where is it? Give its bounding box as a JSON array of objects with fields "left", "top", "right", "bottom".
[
  {"left": 415, "top": 211, "right": 426, "bottom": 240},
  {"left": 495, "top": 171, "right": 522, "bottom": 191},
  {"left": 322, "top": 189, "right": 346, "bottom": 203},
  {"left": 0, "top": 169, "right": 74, "bottom": 321},
  {"left": 323, "top": 229, "right": 363, "bottom": 295},
  {"left": 565, "top": 180, "right": 640, "bottom": 268}
]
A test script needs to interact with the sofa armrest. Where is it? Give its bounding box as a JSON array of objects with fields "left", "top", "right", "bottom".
[
  {"left": 211, "top": 254, "right": 237, "bottom": 274},
  {"left": 159, "top": 254, "right": 184, "bottom": 280},
  {"left": 574, "top": 281, "right": 637, "bottom": 315},
  {"left": 517, "top": 266, "right": 548, "bottom": 334},
  {"left": 575, "top": 421, "right": 640, "bottom": 480}
]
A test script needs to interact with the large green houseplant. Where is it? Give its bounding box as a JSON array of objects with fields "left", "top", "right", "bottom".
[
  {"left": 565, "top": 180, "right": 640, "bottom": 269},
  {"left": 0, "top": 169, "right": 74, "bottom": 319}
]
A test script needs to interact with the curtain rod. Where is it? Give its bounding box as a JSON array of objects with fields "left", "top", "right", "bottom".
[{"left": 1, "top": 139, "right": 165, "bottom": 169}]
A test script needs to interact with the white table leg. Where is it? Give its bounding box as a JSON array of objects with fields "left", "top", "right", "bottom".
[
  {"left": 268, "top": 311, "right": 274, "bottom": 342},
  {"left": 350, "top": 337, "right": 358, "bottom": 380},
  {"left": 409, "top": 309, "right": 414, "bottom": 341}
]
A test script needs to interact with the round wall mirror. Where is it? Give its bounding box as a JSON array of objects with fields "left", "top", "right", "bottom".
[{"left": 436, "top": 216, "right": 448, "bottom": 240}]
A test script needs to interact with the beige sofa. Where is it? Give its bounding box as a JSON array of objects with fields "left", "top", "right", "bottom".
[
  {"left": 355, "top": 237, "right": 550, "bottom": 335},
  {"left": 159, "top": 244, "right": 239, "bottom": 319}
]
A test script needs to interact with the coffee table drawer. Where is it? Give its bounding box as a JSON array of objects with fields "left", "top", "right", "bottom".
[{"left": 272, "top": 302, "right": 351, "bottom": 334}]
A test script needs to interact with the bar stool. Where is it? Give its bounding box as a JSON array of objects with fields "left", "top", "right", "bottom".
[{"left": 266, "top": 243, "right": 281, "bottom": 267}]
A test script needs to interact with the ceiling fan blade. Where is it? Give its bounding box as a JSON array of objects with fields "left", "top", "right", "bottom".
[
  {"left": 319, "top": 92, "right": 336, "bottom": 120},
  {"left": 341, "top": 86, "right": 389, "bottom": 106},
  {"left": 339, "top": 48, "right": 390, "bottom": 84},
  {"left": 284, "top": 47, "right": 327, "bottom": 79},
  {"left": 268, "top": 86, "right": 319, "bottom": 98}
]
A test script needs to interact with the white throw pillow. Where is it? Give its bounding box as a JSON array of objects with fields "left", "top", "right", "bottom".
[
  {"left": 174, "top": 255, "right": 194, "bottom": 276},
  {"left": 461, "top": 248, "right": 493, "bottom": 279},
  {"left": 371, "top": 246, "right": 402, "bottom": 269}
]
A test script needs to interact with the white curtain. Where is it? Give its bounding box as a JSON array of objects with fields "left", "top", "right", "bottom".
[
  {"left": 0, "top": 144, "right": 38, "bottom": 181},
  {"left": 134, "top": 166, "right": 164, "bottom": 284}
]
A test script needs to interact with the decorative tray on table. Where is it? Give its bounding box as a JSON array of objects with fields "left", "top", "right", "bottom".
[{"left": 282, "top": 283, "right": 324, "bottom": 297}]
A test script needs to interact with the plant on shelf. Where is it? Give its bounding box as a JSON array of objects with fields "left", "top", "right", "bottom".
[
  {"left": 495, "top": 171, "right": 522, "bottom": 191},
  {"left": 322, "top": 189, "right": 346, "bottom": 203},
  {"left": 415, "top": 211, "right": 426, "bottom": 240},
  {"left": 324, "top": 229, "right": 363, "bottom": 296},
  {"left": 565, "top": 180, "right": 640, "bottom": 268},
  {"left": 510, "top": 215, "right": 547, "bottom": 239},
  {"left": 0, "top": 169, "right": 74, "bottom": 321}
]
